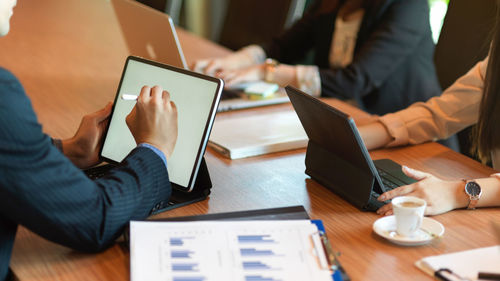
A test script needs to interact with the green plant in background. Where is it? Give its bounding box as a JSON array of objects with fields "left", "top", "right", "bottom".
[{"left": 429, "top": 0, "right": 450, "bottom": 43}]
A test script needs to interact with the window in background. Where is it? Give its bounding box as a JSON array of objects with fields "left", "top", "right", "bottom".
[{"left": 429, "top": 0, "right": 449, "bottom": 43}]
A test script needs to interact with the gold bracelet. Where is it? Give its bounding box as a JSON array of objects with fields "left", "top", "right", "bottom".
[{"left": 264, "top": 58, "right": 279, "bottom": 83}]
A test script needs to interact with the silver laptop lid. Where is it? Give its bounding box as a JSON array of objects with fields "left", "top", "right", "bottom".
[{"left": 111, "top": 0, "right": 188, "bottom": 69}]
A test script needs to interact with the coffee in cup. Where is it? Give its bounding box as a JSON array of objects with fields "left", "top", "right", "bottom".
[{"left": 399, "top": 201, "right": 425, "bottom": 208}]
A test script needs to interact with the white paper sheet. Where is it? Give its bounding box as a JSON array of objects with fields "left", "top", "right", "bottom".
[
  {"left": 416, "top": 245, "right": 500, "bottom": 280},
  {"left": 130, "top": 220, "right": 332, "bottom": 281}
]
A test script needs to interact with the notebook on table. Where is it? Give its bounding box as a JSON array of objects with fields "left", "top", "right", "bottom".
[
  {"left": 285, "top": 86, "right": 416, "bottom": 211},
  {"left": 415, "top": 246, "right": 500, "bottom": 280},
  {"left": 208, "top": 110, "right": 308, "bottom": 159}
]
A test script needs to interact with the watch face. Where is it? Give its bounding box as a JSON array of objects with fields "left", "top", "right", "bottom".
[{"left": 466, "top": 181, "right": 481, "bottom": 196}]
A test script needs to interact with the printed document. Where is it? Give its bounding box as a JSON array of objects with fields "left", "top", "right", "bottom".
[{"left": 130, "top": 220, "right": 332, "bottom": 281}]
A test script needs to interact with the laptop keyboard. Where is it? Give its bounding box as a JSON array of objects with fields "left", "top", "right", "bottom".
[
  {"left": 365, "top": 164, "right": 414, "bottom": 211},
  {"left": 376, "top": 167, "right": 406, "bottom": 191},
  {"left": 367, "top": 168, "right": 401, "bottom": 210},
  {"left": 379, "top": 176, "right": 399, "bottom": 190}
]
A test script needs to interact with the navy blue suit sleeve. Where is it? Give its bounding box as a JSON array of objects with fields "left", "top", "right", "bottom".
[
  {"left": 319, "top": 0, "right": 432, "bottom": 100},
  {"left": 0, "top": 68, "right": 171, "bottom": 253}
]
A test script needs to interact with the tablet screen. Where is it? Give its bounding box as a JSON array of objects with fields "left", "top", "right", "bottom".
[{"left": 101, "top": 57, "right": 222, "bottom": 190}]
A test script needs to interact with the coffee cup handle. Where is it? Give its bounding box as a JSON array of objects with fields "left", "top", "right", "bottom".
[{"left": 410, "top": 211, "right": 423, "bottom": 233}]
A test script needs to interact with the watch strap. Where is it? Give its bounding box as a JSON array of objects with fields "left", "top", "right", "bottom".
[{"left": 468, "top": 196, "right": 479, "bottom": 210}]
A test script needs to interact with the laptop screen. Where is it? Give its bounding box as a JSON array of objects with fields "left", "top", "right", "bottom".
[{"left": 101, "top": 56, "right": 222, "bottom": 191}]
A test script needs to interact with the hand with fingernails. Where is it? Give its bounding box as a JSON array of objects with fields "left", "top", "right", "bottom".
[{"left": 376, "top": 166, "right": 468, "bottom": 216}]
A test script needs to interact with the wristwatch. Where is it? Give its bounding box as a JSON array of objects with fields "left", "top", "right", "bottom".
[
  {"left": 264, "top": 58, "right": 279, "bottom": 83},
  {"left": 463, "top": 179, "right": 482, "bottom": 209}
]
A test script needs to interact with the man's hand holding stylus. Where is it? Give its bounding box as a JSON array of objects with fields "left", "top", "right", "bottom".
[{"left": 126, "top": 85, "right": 178, "bottom": 160}]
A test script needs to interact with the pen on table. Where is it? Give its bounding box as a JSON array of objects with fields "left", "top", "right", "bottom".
[
  {"left": 435, "top": 268, "right": 466, "bottom": 281},
  {"left": 479, "top": 272, "right": 500, "bottom": 280},
  {"left": 121, "top": 94, "right": 138, "bottom": 101}
]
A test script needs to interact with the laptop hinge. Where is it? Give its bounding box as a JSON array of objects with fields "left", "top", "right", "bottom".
[{"left": 304, "top": 140, "right": 375, "bottom": 210}]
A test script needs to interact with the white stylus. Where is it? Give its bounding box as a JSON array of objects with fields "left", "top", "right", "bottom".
[{"left": 121, "top": 94, "right": 138, "bottom": 101}]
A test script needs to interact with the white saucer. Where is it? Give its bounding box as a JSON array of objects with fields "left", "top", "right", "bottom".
[{"left": 373, "top": 216, "right": 445, "bottom": 246}]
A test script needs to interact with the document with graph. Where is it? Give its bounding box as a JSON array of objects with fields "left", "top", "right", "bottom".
[{"left": 130, "top": 220, "right": 334, "bottom": 281}]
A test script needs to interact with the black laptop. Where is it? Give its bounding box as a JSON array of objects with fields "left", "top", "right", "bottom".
[{"left": 285, "top": 86, "right": 416, "bottom": 211}]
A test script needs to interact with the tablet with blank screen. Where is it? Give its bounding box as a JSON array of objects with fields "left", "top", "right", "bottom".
[{"left": 100, "top": 56, "right": 223, "bottom": 192}]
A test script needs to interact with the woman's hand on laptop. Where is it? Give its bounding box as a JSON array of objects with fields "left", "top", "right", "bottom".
[
  {"left": 191, "top": 49, "right": 258, "bottom": 76},
  {"left": 126, "top": 85, "right": 178, "bottom": 160},
  {"left": 218, "top": 63, "right": 298, "bottom": 89},
  {"left": 192, "top": 57, "right": 249, "bottom": 77},
  {"left": 375, "top": 166, "right": 467, "bottom": 216},
  {"left": 62, "top": 102, "right": 113, "bottom": 169},
  {"left": 217, "top": 64, "right": 265, "bottom": 88}
]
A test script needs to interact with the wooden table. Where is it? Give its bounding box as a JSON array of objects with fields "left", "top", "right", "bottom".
[{"left": 2, "top": 1, "right": 499, "bottom": 280}]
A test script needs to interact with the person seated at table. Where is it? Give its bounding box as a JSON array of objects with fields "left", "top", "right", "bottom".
[
  {"left": 358, "top": 9, "right": 500, "bottom": 216},
  {"left": 192, "top": 0, "right": 441, "bottom": 115},
  {"left": 0, "top": 2, "right": 178, "bottom": 280}
]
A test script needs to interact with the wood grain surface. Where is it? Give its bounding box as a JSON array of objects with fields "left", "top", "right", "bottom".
[{"left": 2, "top": 1, "right": 499, "bottom": 280}]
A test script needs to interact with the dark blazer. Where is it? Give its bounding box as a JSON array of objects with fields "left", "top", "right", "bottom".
[
  {"left": 263, "top": 0, "right": 441, "bottom": 115},
  {"left": 0, "top": 68, "right": 171, "bottom": 281}
]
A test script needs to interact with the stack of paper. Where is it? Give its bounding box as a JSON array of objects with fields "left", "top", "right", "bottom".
[
  {"left": 209, "top": 111, "right": 308, "bottom": 159},
  {"left": 130, "top": 220, "right": 332, "bottom": 281}
]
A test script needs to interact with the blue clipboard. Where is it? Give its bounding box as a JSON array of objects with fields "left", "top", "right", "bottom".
[{"left": 311, "top": 220, "right": 350, "bottom": 281}]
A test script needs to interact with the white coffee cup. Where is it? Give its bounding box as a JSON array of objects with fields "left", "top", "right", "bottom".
[{"left": 392, "top": 196, "right": 427, "bottom": 237}]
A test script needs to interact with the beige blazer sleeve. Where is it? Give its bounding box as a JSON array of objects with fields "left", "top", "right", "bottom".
[{"left": 378, "top": 56, "right": 488, "bottom": 147}]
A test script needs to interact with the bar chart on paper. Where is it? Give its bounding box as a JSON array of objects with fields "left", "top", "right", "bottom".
[{"left": 130, "top": 220, "right": 332, "bottom": 281}]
